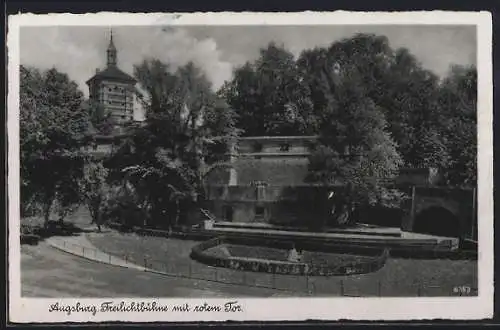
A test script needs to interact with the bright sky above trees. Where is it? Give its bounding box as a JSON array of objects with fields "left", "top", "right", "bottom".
[{"left": 20, "top": 25, "right": 476, "bottom": 94}]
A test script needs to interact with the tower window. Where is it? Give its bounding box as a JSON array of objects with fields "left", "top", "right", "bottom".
[
  {"left": 279, "top": 143, "right": 290, "bottom": 152},
  {"left": 255, "top": 206, "right": 265, "bottom": 217}
]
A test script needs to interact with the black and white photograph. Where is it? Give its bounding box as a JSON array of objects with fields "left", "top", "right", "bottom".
[{"left": 7, "top": 11, "right": 493, "bottom": 322}]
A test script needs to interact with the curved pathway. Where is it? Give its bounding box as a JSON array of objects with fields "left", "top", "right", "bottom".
[
  {"left": 22, "top": 232, "right": 294, "bottom": 297},
  {"left": 47, "top": 232, "right": 146, "bottom": 271}
]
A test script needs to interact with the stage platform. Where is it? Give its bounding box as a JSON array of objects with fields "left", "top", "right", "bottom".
[{"left": 206, "top": 221, "right": 460, "bottom": 251}]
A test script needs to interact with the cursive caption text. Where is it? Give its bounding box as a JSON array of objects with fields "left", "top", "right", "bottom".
[{"left": 48, "top": 301, "right": 243, "bottom": 316}]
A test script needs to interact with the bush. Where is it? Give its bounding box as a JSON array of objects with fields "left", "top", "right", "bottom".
[
  {"left": 102, "top": 186, "right": 146, "bottom": 228},
  {"left": 20, "top": 234, "right": 40, "bottom": 245}
]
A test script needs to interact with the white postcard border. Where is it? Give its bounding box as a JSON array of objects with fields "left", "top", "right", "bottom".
[{"left": 7, "top": 11, "right": 494, "bottom": 322}]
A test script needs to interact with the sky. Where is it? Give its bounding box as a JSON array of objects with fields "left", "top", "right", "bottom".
[{"left": 19, "top": 25, "right": 476, "bottom": 119}]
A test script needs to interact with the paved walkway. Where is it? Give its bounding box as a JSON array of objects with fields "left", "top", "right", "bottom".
[
  {"left": 43, "top": 229, "right": 298, "bottom": 297},
  {"left": 46, "top": 231, "right": 146, "bottom": 271}
]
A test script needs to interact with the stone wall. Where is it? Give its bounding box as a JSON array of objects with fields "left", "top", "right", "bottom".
[
  {"left": 206, "top": 185, "right": 333, "bottom": 226},
  {"left": 401, "top": 186, "right": 476, "bottom": 239},
  {"left": 190, "top": 236, "right": 390, "bottom": 276}
]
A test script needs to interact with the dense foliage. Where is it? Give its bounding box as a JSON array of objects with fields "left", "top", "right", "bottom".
[
  {"left": 20, "top": 66, "right": 89, "bottom": 226},
  {"left": 80, "top": 159, "right": 109, "bottom": 231},
  {"left": 220, "top": 43, "right": 317, "bottom": 136},
  {"left": 221, "top": 35, "right": 476, "bottom": 184},
  {"left": 220, "top": 34, "right": 476, "bottom": 225},
  {"left": 20, "top": 33, "right": 477, "bottom": 230},
  {"left": 105, "top": 60, "right": 239, "bottom": 229}
]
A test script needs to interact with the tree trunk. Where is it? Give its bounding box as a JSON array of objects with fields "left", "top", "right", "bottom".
[
  {"left": 175, "top": 200, "right": 180, "bottom": 227},
  {"left": 43, "top": 197, "right": 54, "bottom": 228},
  {"left": 142, "top": 200, "right": 150, "bottom": 228},
  {"left": 58, "top": 208, "right": 66, "bottom": 225},
  {"left": 96, "top": 210, "right": 102, "bottom": 232},
  {"left": 90, "top": 206, "right": 96, "bottom": 224}
]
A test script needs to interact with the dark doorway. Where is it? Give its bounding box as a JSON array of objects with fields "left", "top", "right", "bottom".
[
  {"left": 255, "top": 206, "right": 265, "bottom": 220},
  {"left": 413, "top": 206, "right": 460, "bottom": 237},
  {"left": 224, "top": 206, "right": 233, "bottom": 222}
]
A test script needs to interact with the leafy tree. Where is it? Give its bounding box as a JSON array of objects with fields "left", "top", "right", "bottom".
[
  {"left": 305, "top": 58, "right": 403, "bottom": 227},
  {"left": 108, "top": 59, "right": 238, "bottom": 228},
  {"left": 20, "top": 66, "right": 88, "bottom": 226},
  {"left": 222, "top": 42, "right": 316, "bottom": 136},
  {"left": 384, "top": 49, "right": 450, "bottom": 168},
  {"left": 439, "top": 65, "right": 477, "bottom": 186},
  {"left": 101, "top": 183, "right": 145, "bottom": 229},
  {"left": 80, "top": 159, "right": 109, "bottom": 231},
  {"left": 298, "top": 35, "right": 450, "bottom": 169}
]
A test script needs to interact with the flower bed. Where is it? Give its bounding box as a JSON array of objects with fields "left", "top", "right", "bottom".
[{"left": 190, "top": 236, "right": 389, "bottom": 276}]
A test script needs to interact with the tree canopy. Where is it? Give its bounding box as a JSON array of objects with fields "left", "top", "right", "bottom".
[
  {"left": 20, "top": 65, "right": 89, "bottom": 225},
  {"left": 106, "top": 59, "right": 239, "bottom": 228},
  {"left": 222, "top": 33, "right": 477, "bottom": 190},
  {"left": 220, "top": 42, "right": 317, "bottom": 136},
  {"left": 19, "top": 33, "right": 477, "bottom": 231}
]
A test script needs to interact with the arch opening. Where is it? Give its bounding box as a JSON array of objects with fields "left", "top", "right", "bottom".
[{"left": 413, "top": 206, "right": 460, "bottom": 238}]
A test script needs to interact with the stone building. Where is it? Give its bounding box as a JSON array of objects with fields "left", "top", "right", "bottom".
[
  {"left": 204, "top": 136, "right": 329, "bottom": 227},
  {"left": 86, "top": 31, "right": 137, "bottom": 133},
  {"left": 203, "top": 136, "right": 476, "bottom": 240}
]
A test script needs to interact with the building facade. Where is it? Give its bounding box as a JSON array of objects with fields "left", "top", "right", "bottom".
[
  {"left": 86, "top": 31, "right": 137, "bottom": 133},
  {"left": 203, "top": 136, "right": 476, "bottom": 239}
]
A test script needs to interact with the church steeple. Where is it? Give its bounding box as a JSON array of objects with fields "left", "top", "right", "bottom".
[{"left": 106, "top": 29, "right": 117, "bottom": 67}]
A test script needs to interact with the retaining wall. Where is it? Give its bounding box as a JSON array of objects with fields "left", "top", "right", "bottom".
[{"left": 190, "top": 236, "right": 390, "bottom": 276}]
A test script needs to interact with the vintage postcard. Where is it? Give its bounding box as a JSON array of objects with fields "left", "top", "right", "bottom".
[{"left": 7, "top": 11, "right": 493, "bottom": 322}]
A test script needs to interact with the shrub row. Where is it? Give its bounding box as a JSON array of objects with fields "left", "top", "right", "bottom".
[
  {"left": 190, "top": 236, "right": 390, "bottom": 276},
  {"left": 106, "top": 221, "right": 215, "bottom": 241},
  {"left": 20, "top": 233, "right": 40, "bottom": 245}
]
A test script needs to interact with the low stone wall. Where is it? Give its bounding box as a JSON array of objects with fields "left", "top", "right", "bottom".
[{"left": 190, "top": 236, "right": 389, "bottom": 276}]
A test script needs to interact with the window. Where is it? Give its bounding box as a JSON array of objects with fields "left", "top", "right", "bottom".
[
  {"left": 279, "top": 143, "right": 290, "bottom": 152},
  {"left": 224, "top": 206, "right": 233, "bottom": 222},
  {"left": 255, "top": 206, "right": 265, "bottom": 217},
  {"left": 253, "top": 142, "right": 263, "bottom": 152}
]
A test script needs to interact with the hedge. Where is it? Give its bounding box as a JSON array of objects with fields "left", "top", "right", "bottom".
[
  {"left": 20, "top": 234, "right": 40, "bottom": 245},
  {"left": 106, "top": 221, "right": 215, "bottom": 241}
]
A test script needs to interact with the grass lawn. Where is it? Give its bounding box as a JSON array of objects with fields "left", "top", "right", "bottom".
[
  {"left": 21, "top": 242, "right": 288, "bottom": 297},
  {"left": 88, "top": 231, "right": 478, "bottom": 297}
]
